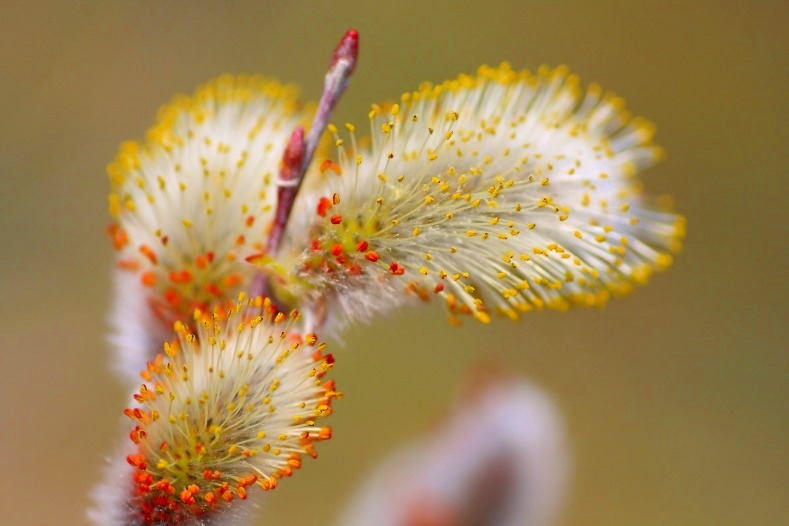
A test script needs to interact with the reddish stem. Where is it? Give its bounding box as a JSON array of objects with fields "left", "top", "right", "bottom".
[
  {"left": 266, "top": 29, "right": 359, "bottom": 255},
  {"left": 253, "top": 30, "right": 359, "bottom": 300}
]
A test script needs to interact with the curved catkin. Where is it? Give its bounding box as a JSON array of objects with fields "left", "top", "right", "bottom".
[
  {"left": 277, "top": 64, "right": 685, "bottom": 326},
  {"left": 106, "top": 75, "right": 310, "bottom": 375},
  {"left": 91, "top": 296, "right": 338, "bottom": 525}
]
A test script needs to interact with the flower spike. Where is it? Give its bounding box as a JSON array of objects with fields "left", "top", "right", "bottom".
[
  {"left": 279, "top": 64, "right": 685, "bottom": 326},
  {"left": 90, "top": 295, "right": 338, "bottom": 525},
  {"left": 106, "top": 75, "right": 310, "bottom": 376}
]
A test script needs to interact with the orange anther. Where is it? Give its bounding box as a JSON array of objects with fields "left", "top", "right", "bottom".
[
  {"left": 355, "top": 240, "right": 369, "bottom": 252},
  {"left": 180, "top": 489, "right": 195, "bottom": 504},
  {"left": 107, "top": 224, "right": 129, "bottom": 250},
  {"left": 246, "top": 475, "right": 259, "bottom": 486},
  {"left": 223, "top": 274, "right": 242, "bottom": 287},
  {"left": 139, "top": 245, "right": 158, "bottom": 265},
  {"left": 318, "top": 426, "right": 332, "bottom": 440},
  {"left": 365, "top": 251, "right": 379, "bottom": 262},
  {"left": 169, "top": 270, "right": 193, "bottom": 283},
  {"left": 389, "top": 262, "right": 405, "bottom": 275},
  {"left": 319, "top": 159, "right": 341, "bottom": 175},
  {"left": 117, "top": 258, "right": 139, "bottom": 271},
  {"left": 195, "top": 255, "right": 208, "bottom": 270}
]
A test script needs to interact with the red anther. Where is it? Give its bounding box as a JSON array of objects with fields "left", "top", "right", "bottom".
[
  {"left": 347, "top": 263, "right": 362, "bottom": 275},
  {"left": 245, "top": 215, "right": 255, "bottom": 227},
  {"left": 355, "top": 240, "right": 369, "bottom": 252},
  {"left": 160, "top": 235, "right": 169, "bottom": 246},
  {"left": 311, "top": 239, "right": 322, "bottom": 252},
  {"left": 164, "top": 289, "right": 181, "bottom": 307},
  {"left": 331, "top": 244, "right": 343, "bottom": 256},
  {"left": 244, "top": 252, "right": 265, "bottom": 263},
  {"left": 365, "top": 250, "right": 379, "bottom": 262},
  {"left": 330, "top": 29, "right": 359, "bottom": 73},
  {"left": 206, "top": 251, "right": 215, "bottom": 262},
  {"left": 204, "top": 283, "right": 222, "bottom": 297},
  {"left": 126, "top": 454, "right": 146, "bottom": 469},
  {"left": 316, "top": 196, "right": 332, "bottom": 217},
  {"left": 330, "top": 214, "right": 342, "bottom": 224},
  {"left": 135, "top": 472, "right": 154, "bottom": 485},
  {"left": 389, "top": 262, "right": 405, "bottom": 275},
  {"left": 160, "top": 441, "right": 168, "bottom": 452},
  {"left": 157, "top": 480, "right": 176, "bottom": 495},
  {"left": 130, "top": 426, "right": 145, "bottom": 444},
  {"left": 434, "top": 283, "right": 445, "bottom": 293},
  {"left": 324, "top": 353, "right": 335, "bottom": 364}
]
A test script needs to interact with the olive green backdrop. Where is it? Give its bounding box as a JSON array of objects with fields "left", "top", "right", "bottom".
[{"left": 0, "top": 1, "right": 786, "bottom": 525}]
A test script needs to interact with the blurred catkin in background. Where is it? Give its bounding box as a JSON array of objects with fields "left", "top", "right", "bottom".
[{"left": 0, "top": 1, "right": 786, "bottom": 525}]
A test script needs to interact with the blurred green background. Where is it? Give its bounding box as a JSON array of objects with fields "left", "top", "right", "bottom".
[{"left": 0, "top": 1, "right": 786, "bottom": 525}]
